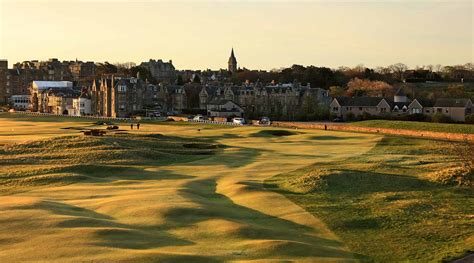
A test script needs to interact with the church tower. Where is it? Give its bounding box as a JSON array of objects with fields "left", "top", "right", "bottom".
[{"left": 228, "top": 48, "right": 237, "bottom": 74}]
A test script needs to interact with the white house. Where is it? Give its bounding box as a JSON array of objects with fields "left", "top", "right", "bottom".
[{"left": 71, "top": 93, "right": 92, "bottom": 116}]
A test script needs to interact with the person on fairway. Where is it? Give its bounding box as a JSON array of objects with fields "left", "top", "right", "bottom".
[
  {"left": 130, "top": 123, "right": 133, "bottom": 130},
  {"left": 137, "top": 123, "right": 140, "bottom": 130}
]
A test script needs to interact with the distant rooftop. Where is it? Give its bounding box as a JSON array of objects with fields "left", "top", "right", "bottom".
[{"left": 32, "top": 81, "right": 73, "bottom": 90}]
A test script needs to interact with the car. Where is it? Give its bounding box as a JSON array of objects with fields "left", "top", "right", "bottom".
[
  {"left": 193, "top": 115, "right": 205, "bottom": 121},
  {"left": 332, "top": 118, "right": 343, "bottom": 122},
  {"left": 259, "top": 116, "right": 271, "bottom": 125},
  {"left": 232, "top": 117, "right": 246, "bottom": 125}
]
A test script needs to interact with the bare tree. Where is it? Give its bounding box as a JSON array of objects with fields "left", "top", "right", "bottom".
[{"left": 389, "top": 63, "right": 408, "bottom": 81}]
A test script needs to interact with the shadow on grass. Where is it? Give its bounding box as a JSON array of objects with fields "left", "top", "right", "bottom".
[
  {"left": 17, "top": 200, "right": 195, "bottom": 250},
  {"left": 323, "top": 169, "right": 441, "bottom": 196},
  {"left": 250, "top": 130, "right": 300, "bottom": 137},
  {"left": 61, "top": 165, "right": 195, "bottom": 183},
  {"left": 185, "top": 147, "right": 263, "bottom": 168},
  {"left": 162, "top": 178, "right": 359, "bottom": 260}
]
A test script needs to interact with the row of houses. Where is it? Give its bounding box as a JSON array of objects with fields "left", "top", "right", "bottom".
[
  {"left": 330, "top": 88, "right": 473, "bottom": 122},
  {"left": 21, "top": 79, "right": 474, "bottom": 122}
]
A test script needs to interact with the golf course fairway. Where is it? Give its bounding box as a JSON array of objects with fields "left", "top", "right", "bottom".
[{"left": 1, "top": 114, "right": 471, "bottom": 262}]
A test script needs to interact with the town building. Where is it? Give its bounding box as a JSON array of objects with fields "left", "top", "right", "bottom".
[
  {"left": 90, "top": 76, "right": 146, "bottom": 117},
  {"left": 0, "top": 60, "right": 8, "bottom": 104},
  {"left": 140, "top": 59, "right": 176, "bottom": 82},
  {"left": 29, "top": 81, "right": 75, "bottom": 112},
  {"left": 330, "top": 97, "right": 391, "bottom": 119},
  {"left": 206, "top": 98, "right": 244, "bottom": 118},
  {"left": 200, "top": 81, "right": 330, "bottom": 120},
  {"left": 10, "top": 95, "right": 30, "bottom": 110},
  {"left": 330, "top": 90, "right": 473, "bottom": 122},
  {"left": 71, "top": 93, "right": 92, "bottom": 116},
  {"left": 433, "top": 98, "right": 473, "bottom": 122}
]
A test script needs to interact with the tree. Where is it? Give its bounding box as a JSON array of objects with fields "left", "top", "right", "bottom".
[
  {"left": 329, "top": 86, "right": 346, "bottom": 97},
  {"left": 95, "top": 62, "right": 118, "bottom": 76},
  {"left": 444, "top": 85, "right": 467, "bottom": 98},
  {"left": 130, "top": 66, "right": 156, "bottom": 83},
  {"left": 389, "top": 63, "right": 408, "bottom": 81},
  {"left": 346, "top": 78, "right": 393, "bottom": 97}
]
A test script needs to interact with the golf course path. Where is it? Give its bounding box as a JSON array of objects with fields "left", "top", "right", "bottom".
[{"left": 0, "top": 121, "right": 381, "bottom": 262}]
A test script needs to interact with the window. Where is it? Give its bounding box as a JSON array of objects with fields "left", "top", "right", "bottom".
[
  {"left": 118, "top": 85, "right": 127, "bottom": 92},
  {"left": 380, "top": 108, "right": 387, "bottom": 113},
  {"left": 359, "top": 107, "right": 362, "bottom": 111},
  {"left": 445, "top": 109, "right": 449, "bottom": 113},
  {"left": 437, "top": 108, "right": 442, "bottom": 113},
  {"left": 332, "top": 107, "right": 339, "bottom": 112}
]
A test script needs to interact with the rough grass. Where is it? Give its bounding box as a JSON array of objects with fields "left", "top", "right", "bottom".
[
  {"left": 267, "top": 136, "right": 474, "bottom": 262},
  {"left": 0, "top": 133, "right": 218, "bottom": 192},
  {"left": 351, "top": 120, "right": 474, "bottom": 134}
]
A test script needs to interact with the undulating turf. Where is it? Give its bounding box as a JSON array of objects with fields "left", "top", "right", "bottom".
[
  {"left": 350, "top": 119, "right": 474, "bottom": 134},
  {"left": 266, "top": 136, "right": 474, "bottom": 262},
  {"left": 1, "top": 114, "right": 380, "bottom": 262},
  {"left": 1, "top": 113, "right": 472, "bottom": 262}
]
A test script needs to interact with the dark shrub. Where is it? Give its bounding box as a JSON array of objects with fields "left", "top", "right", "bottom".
[
  {"left": 345, "top": 112, "right": 355, "bottom": 121},
  {"left": 465, "top": 114, "right": 474, "bottom": 124},
  {"left": 432, "top": 113, "right": 453, "bottom": 123}
]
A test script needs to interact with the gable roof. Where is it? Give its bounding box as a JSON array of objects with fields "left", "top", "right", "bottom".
[
  {"left": 411, "top": 98, "right": 435, "bottom": 107},
  {"left": 434, "top": 98, "right": 472, "bottom": 108}
]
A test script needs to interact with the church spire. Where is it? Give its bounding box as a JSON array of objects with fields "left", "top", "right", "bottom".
[{"left": 228, "top": 48, "right": 237, "bottom": 74}]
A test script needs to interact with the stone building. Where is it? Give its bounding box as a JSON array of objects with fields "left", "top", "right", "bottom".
[
  {"left": 29, "top": 81, "right": 75, "bottom": 112},
  {"left": 69, "top": 60, "right": 96, "bottom": 81},
  {"left": 330, "top": 97, "right": 391, "bottom": 119},
  {"left": 90, "top": 76, "right": 146, "bottom": 117},
  {"left": 199, "top": 82, "right": 330, "bottom": 120},
  {"left": 140, "top": 59, "right": 176, "bottom": 82},
  {"left": 0, "top": 60, "right": 8, "bottom": 104}
]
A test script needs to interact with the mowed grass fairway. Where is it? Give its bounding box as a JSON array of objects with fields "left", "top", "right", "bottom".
[{"left": 0, "top": 113, "right": 472, "bottom": 262}]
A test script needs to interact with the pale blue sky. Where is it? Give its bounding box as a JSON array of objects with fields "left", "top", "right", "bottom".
[{"left": 0, "top": 0, "right": 472, "bottom": 70}]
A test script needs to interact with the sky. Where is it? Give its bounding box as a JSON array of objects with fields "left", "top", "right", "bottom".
[{"left": 0, "top": 0, "right": 472, "bottom": 70}]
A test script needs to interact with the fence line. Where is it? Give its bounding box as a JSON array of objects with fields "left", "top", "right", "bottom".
[
  {"left": 187, "top": 119, "right": 242, "bottom": 126},
  {"left": 7, "top": 111, "right": 165, "bottom": 122}
]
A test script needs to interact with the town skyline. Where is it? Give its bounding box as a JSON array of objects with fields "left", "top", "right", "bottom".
[{"left": 1, "top": 0, "right": 472, "bottom": 70}]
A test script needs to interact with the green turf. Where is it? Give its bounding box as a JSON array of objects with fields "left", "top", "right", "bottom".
[
  {"left": 266, "top": 136, "right": 474, "bottom": 262},
  {"left": 351, "top": 119, "right": 474, "bottom": 134},
  {"left": 1, "top": 113, "right": 472, "bottom": 261}
]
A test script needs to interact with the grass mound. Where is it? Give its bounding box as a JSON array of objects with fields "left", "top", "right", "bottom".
[
  {"left": 0, "top": 133, "right": 219, "bottom": 189},
  {"left": 251, "top": 129, "right": 298, "bottom": 137},
  {"left": 266, "top": 136, "right": 474, "bottom": 262},
  {"left": 281, "top": 169, "right": 334, "bottom": 193},
  {"left": 428, "top": 166, "right": 473, "bottom": 187}
]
